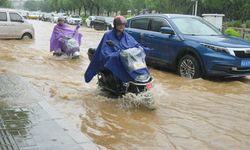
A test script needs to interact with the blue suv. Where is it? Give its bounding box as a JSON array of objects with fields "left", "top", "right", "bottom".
[{"left": 125, "top": 14, "right": 250, "bottom": 79}]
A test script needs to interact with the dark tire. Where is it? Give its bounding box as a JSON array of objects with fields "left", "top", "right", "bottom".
[
  {"left": 21, "top": 33, "right": 32, "bottom": 40},
  {"left": 177, "top": 55, "right": 201, "bottom": 79}
]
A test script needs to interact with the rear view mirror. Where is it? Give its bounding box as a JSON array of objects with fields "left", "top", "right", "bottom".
[{"left": 160, "top": 27, "right": 175, "bottom": 35}]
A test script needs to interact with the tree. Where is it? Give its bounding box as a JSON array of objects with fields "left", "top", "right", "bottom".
[
  {"left": 23, "top": 1, "right": 41, "bottom": 11},
  {"left": 0, "top": 0, "right": 12, "bottom": 8},
  {"left": 21, "top": 0, "right": 250, "bottom": 21}
]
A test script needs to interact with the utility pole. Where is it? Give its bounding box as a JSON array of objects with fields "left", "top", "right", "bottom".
[
  {"left": 195, "top": 0, "right": 198, "bottom": 16},
  {"left": 191, "top": 0, "right": 198, "bottom": 16}
]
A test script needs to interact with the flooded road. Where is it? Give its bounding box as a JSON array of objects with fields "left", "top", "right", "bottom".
[{"left": 1, "top": 20, "right": 250, "bottom": 150}]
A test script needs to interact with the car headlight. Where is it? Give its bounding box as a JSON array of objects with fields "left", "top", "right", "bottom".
[{"left": 201, "top": 43, "right": 229, "bottom": 54}]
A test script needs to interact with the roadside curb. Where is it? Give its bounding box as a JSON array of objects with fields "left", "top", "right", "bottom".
[{"left": 0, "top": 73, "right": 98, "bottom": 150}]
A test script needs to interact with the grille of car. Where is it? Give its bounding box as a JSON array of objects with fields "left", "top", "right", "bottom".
[{"left": 234, "top": 51, "right": 250, "bottom": 58}]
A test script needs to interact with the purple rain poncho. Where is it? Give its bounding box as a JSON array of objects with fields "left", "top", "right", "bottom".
[{"left": 50, "top": 24, "right": 82, "bottom": 54}]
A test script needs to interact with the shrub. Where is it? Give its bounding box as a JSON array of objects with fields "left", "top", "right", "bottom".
[
  {"left": 227, "top": 20, "right": 242, "bottom": 28},
  {"left": 224, "top": 27, "right": 241, "bottom": 37},
  {"left": 246, "top": 35, "right": 250, "bottom": 41},
  {"left": 81, "top": 15, "right": 88, "bottom": 23},
  {"left": 246, "top": 20, "right": 250, "bottom": 28},
  {"left": 124, "top": 15, "right": 134, "bottom": 19}
]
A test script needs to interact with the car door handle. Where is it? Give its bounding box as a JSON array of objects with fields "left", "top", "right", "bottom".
[{"left": 148, "top": 35, "right": 155, "bottom": 38}]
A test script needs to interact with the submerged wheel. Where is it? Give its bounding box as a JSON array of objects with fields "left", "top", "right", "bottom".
[
  {"left": 178, "top": 55, "right": 201, "bottom": 79},
  {"left": 21, "top": 33, "right": 32, "bottom": 40}
]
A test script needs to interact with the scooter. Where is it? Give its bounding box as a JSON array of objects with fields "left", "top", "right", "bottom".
[
  {"left": 87, "top": 40, "right": 154, "bottom": 96},
  {"left": 53, "top": 25, "right": 81, "bottom": 59}
]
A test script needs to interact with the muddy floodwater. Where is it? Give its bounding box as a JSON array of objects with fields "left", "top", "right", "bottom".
[{"left": 1, "top": 20, "right": 250, "bottom": 150}]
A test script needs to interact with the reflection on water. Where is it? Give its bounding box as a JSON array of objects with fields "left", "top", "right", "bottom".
[{"left": 1, "top": 20, "right": 250, "bottom": 150}]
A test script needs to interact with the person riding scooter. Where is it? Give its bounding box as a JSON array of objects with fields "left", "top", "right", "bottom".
[
  {"left": 50, "top": 16, "right": 82, "bottom": 58},
  {"left": 84, "top": 16, "right": 150, "bottom": 83}
]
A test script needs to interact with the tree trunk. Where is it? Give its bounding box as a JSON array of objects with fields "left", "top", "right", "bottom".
[
  {"left": 78, "top": 7, "right": 82, "bottom": 15},
  {"left": 90, "top": 7, "right": 93, "bottom": 15},
  {"left": 96, "top": 6, "right": 100, "bottom": 16},
  {"left": 83, "top": 6, "right": 87, "bottom": 16}
]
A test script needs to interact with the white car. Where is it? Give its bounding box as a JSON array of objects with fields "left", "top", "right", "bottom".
[
  {"left": 51, "top": 13, "right": 67, "bottom": 23},
  {"left": 0, "top": 8, "right": 34, "bottom": 39},
  {"left": 85, "top": 16, "right": 96, "bottom": 27},
  {"left": 67, "top": 15, "right": 82, "bottom": 25},
  {"left": 104, "top": 17, "right": 114, "bottom": 28},
  {"left": 51, "top": 13, "right": 60, "bottom": 23}
]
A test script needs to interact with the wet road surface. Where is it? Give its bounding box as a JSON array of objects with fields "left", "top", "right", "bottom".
[{"left": 1, "top": 20, "right": 250, "bottom": 150}]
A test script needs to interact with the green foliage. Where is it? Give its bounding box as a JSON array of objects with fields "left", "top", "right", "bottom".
[
  {"left": 227, "top": 20, "right": 242, "bottom": 28},
  {"left": 21, "top": 0, "right": 250, "bottom": 21},
  {"left": 125, "top": 15, "right": 134, "bottom": 19},
  {"left": 0, "top": 0, "right": 12, "bottom": 8},
  {"left": 81, "top": 15, "right": 88, "bottom": 23},
  {"left": 246, "top": 35, "right": 250, "bottom": 41},
  {"left": 224, "top": 28, "right": 241, "bottom": 37},
  {"left": 246, "top": 20, "right": 250, "bottom": 28},
  {"left": 23, "top": 1, "right": 41, "bottom": 11}
]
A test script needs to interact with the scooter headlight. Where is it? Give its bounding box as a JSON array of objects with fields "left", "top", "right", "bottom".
[
  {"left": 135, "top": 75, "right": 150, "bottom": 82},
  {"left": 201, "top": 43, "right": 229, "bottom": 54}
]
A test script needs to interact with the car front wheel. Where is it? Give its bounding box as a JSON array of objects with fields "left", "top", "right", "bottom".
[
  {"left": 178, "top": 55, "right": 201, "bottom": 79},
  {"left": 21, "top": 33, "right": 32, "bottom": 40}
]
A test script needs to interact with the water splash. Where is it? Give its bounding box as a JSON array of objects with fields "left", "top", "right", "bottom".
[{"left": 119, "top": 91, "right": 156, "bottom": 110}]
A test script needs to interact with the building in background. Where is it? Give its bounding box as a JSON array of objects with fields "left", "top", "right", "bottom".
[{"left": 202, "top": 14, "right": 225, "bottom": 31}]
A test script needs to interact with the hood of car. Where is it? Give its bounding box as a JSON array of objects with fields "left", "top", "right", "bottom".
[
  {"left": 183, "top": 35, "right": 250, "bottom": 48},
  {"left": 70, "top": 18, "right": 81, "bottom": 21}
]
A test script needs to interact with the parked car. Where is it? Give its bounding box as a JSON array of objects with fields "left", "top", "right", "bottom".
[
  {"left": 126, "top": 14, "right": 250, "bottom": 78},
  {"left": 0, "top": 8, "right": 34, "bottom": 40},
  {"left": 85, "top": 16, "right": 96, "bottom": 27},
  {"left": 67, "top": 15, "right": 82, "bottom": 25},
  {"left": 27, "top": 11, "right": 40, "bottom": 20},
  {"left": 51, "top": 13, "right": 67, "bottom": 23},
  {"left": 40, "top": 13, "right": 52, "bottom": 22},
  {"left": 51, "top": 13, "right": 59, "bottom": 23},
  {"left": 92, "top": 16, "right": 114, "bottom": 30},
  {"left": 58, "top": 13, "right": 68, "bottom": 21}
]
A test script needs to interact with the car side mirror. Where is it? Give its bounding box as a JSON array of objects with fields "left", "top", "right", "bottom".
[{"left": 160, "top": 27, "right": 175, "bottom": 35}]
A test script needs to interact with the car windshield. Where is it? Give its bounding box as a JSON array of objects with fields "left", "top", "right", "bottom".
[
  {"left": 96, "top": 16, "right": 105, "bottom": 21},
  {"left": 72, "top": 15, "right": 80, "bottom": 18},
  {"left": 104, "top": 17, "right": 113, "bottom": 22},
  {"left": 172, "top": 17, "right": 222, "bottom": 36}
]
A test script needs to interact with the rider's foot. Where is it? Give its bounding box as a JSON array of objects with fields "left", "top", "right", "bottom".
[
  {"left": 53, "top": 52, "right": 63, "bottom": 56},
  {"left": 72, "top": 51, "right": 80, "bottom": 59}
]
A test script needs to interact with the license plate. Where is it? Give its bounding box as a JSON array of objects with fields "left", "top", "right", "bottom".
[
  {"left": 146, "top": 83, "right": 153, "bottom": 89},
  {"left": 241, "top": 60, "right": 250, "bottom": 67}
]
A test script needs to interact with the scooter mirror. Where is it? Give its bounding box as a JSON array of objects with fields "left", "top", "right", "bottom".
[{"left": 106, "top": 40, "right": 115, "bottom": 47}]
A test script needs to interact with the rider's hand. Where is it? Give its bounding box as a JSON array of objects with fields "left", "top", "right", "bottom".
[{"left": 76, "top": 24, "right": 81, "bottom": 30}]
